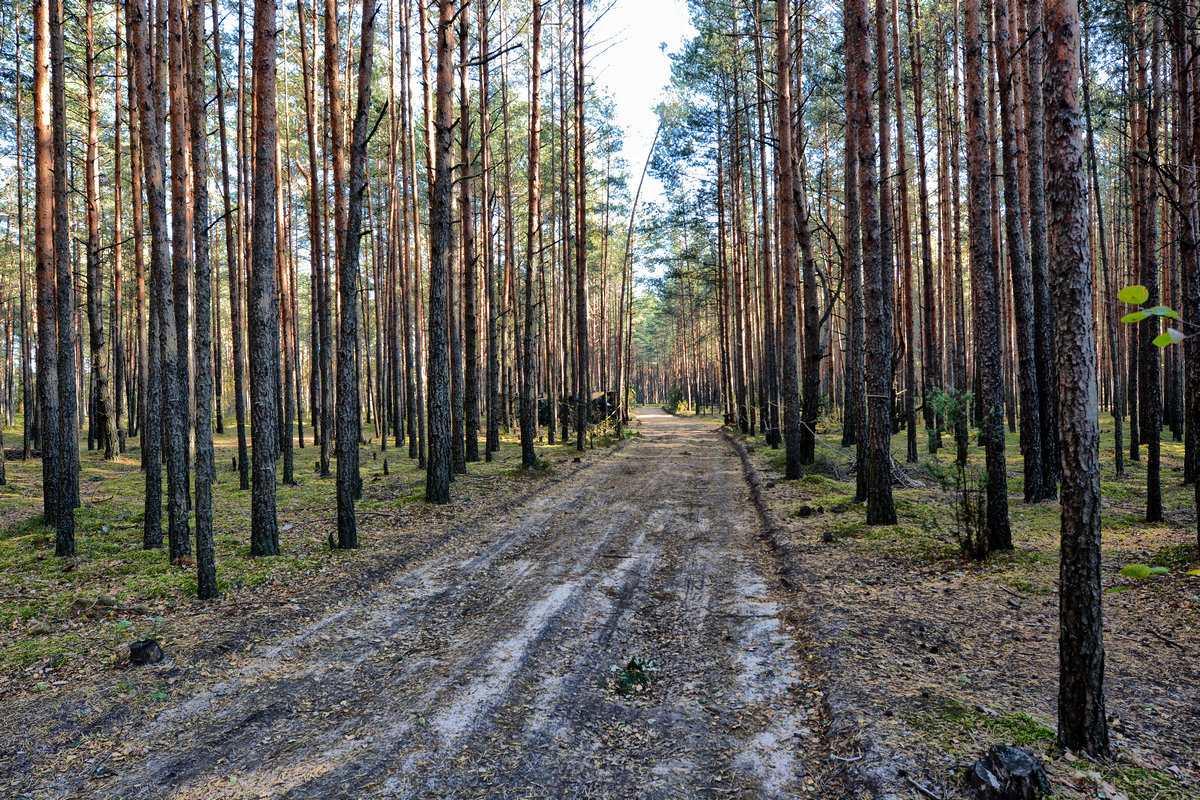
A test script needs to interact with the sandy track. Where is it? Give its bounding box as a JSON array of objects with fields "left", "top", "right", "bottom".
[{"left": 40, "top": 409, "right": 816, "bottom": 800}]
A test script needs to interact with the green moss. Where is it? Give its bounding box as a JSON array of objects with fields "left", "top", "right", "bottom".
[
  {"left": 906, "top": 696, "right": 1055, "bottom": 756},
  {"left": 1108, "top": 766, "right": 1193, "bottom": 800},
  {"left": 1148, "top": 544, "right": 1199, "bottom": 571}
]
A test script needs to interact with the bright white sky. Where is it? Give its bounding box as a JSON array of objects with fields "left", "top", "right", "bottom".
[{"left": 587, "top": 0, "right": 696, "bottom": 207}]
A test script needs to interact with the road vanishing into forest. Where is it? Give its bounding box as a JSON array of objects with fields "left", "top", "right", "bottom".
[{"left": 47, "top": 409, "right": 817, "bottom": 800}]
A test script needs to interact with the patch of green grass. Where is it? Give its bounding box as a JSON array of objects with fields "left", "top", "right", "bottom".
[
  {"left": 906, "top": 696, "right": 1055, "bottom": 756},
  {"left": 0, "top": 514, "right": 54, "bottom": 543},
  {"left": 7, "top": 633, "right": 82, "bottom": 673},
  {"left": 1100, "top": 480, "right": 1136, "bottom": 504},
  {"left": 1107, "top": 765, "right": 1193, "bottom": 800},
  {"left": 1148, "top": 544, "right": 1199, "bottom": 571}
]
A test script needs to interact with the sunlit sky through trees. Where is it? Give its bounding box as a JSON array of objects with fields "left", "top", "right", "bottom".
[{"left": 590, "top": 0, "right": 695, "bottom": 269}]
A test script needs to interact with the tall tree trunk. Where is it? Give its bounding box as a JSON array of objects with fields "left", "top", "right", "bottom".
[
  {"left": 249, "top": 0, "right": 282, "bottom": 556},
  {"left": 16, "top": 2, "right": 31, "bottom": 460},
  {"left": 165, "top": 0, "right": 192, "bottom": 561},
  {"left": 338, "top": 0, "right": 377, "bottom": 545},
  {"left": 191, "top": 0, "right": 216, "bottom": 598},
  {"left": 753, "top": 0, "right": 780, "bottom": 449},
  {"left": 1138, "top": 11, "right": 1164, "bottom": 523},
  {"left": 1045, "top": 0, "right": 1109, "bottom": 754},
  {"left": 1026, "top": 0, "right": 1059, "bottom": 496},
  {"left": 130, "top": 0, "right": 164, "bottom": 550},
  {"left": 85, "top": 0, "right": 117, "bottom": 461},
  {"left": 905, "top": 0, "right": 939, "bottom": 453},
  {"left": 427, "top": 0, "right": 456, "bottom": 499},
  {"left": 890, "top": 0, "right": 918, "bottom": 464},
  {"left": 843, "top": 22, "right": 865, "bottom": 502},
  {"left": 777, "top": 0, "right": 802, "bottom": 479},
  {"left": 112, "top": 0, "right": 128, "bottom": 455},
  {"left": 573, "top": 0, "right": 589, "bottom": 451},
  {"left": 479, "top": 0, "right": 500, "bottom": 460},
  {"left": 297, "top": 0, "right": 331, "bottom": 478},
  {"left": 519, "top": 0, "right": 542, "bottom": 470},
  {"left": 51, "top": 0, "right": 79, "bottom": 546},
  {"left": 33, "top": 0, "right": 63, "bottom": 545},
  {"left": 850, "top": 0, "right": 896, "bottom": 523},
  {"left": 1082, "top": 31, "right": 1124, "bottom": 479},
  {"left": 996, "top": 0, "right": 1045, "bottom": 502},
  {"left": 460, "top": 13, "right": 480, "bottom": 463},
  {"left": 966, "top": 0, "right": 1012, "bottom": 548},
  {"left": 213, "top": 0, "right": 249, "bottom": 490},
  {"left": 798, "top": 3, "right": 822, "bottom": 466}
]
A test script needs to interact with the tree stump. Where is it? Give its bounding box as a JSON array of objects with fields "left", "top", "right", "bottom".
[
  {"left": 966, "top": 745, "right": 1047, "bottom": 800},
  {"left": 129, "top": 639, "right": 164, "bottom": 666}
]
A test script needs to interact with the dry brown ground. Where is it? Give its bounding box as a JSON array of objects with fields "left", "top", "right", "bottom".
[
  {"left": 729, "top": 421, "right": 1199, "bottom": 800},
  {"left": 3, "top": 410, "right": 832, "bottom": 800}
]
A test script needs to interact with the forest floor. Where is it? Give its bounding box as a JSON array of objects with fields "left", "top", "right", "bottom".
[
  {"left": 0, "top": 409, "right": 834, "bottom": 799},
  {"left": 732, "top": 414, "right": 1200, "bottom": 800}
]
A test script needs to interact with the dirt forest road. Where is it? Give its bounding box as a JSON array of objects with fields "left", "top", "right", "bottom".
[{"left": 36, "top": 409, "right": 823, "bottom": 800}]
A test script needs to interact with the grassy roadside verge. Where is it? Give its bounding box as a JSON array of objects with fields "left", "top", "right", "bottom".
[{"left": 727, "top": 415, "right": 1198, "bottom": 800}]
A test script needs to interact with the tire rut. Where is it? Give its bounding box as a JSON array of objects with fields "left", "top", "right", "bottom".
[{"left": 43, "top": 410, "right": 822, "bottom": 800}]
